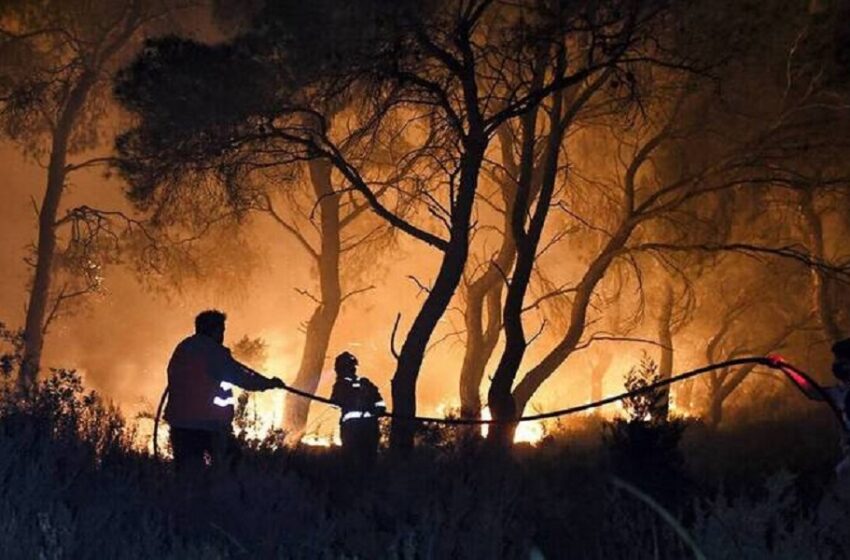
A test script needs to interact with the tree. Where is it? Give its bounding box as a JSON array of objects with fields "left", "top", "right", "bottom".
[
  {"left": 114, "top": 0, "right": 850, "bottom": 451},
  {"left": 798, "top": 186, "right": 849, "bottom": 343},
  {"left": 0, "top": 0, "right": 171, "bottom": 392},
  {"left": 486, "top": 34, "right": 617, "bottom": 442},
  {"left": 360, "top": 0, "right": 650, "bottom": 450},
  {"left": 456, "top": 124, "right": 517, "bottom": 419},
  {"left": 116, "top": 0, "right": 662, "bottom": 451},
  {"left": 113, "top": 20, "right": 394, "bottom": 442},
  {"left": 457, "top": 52, "right": 620, "bottom": 420},
  {"left": 699, "top": 264, "right": 812, "bottom": 428},
  {"left": 485, "top": 1, "right": 850, "bottom": 439},
  {"left": 485, "top": 78, "right": 701, "bottom": 441}
]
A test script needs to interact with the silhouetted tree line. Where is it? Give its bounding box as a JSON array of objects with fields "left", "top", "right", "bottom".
[{"left": 3, "top": 0, "right": 850, "bottom": 452}]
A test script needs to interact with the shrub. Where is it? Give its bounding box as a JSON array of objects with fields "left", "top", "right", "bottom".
[
  {"left": 603, "top": 355, "right": 690, "bottom": 504},
  {"left": 0, "top": 365, "right": 848, "bottom": 558}
]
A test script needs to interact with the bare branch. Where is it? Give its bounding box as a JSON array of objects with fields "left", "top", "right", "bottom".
[
  {"left": 575, "top": 335, "right": 674, "bottom": 352},
  {"left": 407, "top": 274, "right": 432, "bottom": 295},
  {"left": 341, "top": 285, "right": 376, "bottom": 303},
  {"left": 630, "top": 242, "right": 850, "bottom": 282},
  {"left": 294, "top": 287, "right": 322, "bottom": 306},
  {"left": 260, "top": 194, "right": 319, "bottom": 261},
  {"left": 390, "top": 313, "right": 402, "bottom": 360},
  {"left": 65, "top": 156, "right": 119, "bottom": 173}
]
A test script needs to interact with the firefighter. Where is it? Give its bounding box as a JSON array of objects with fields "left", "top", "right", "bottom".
[
  {"left": 770, "top": 339, "right": 850, "bottom": 478},
  {"left": 826, "top": 338, "right": 850, "bottom": 478},
  {"left": 331, "top": 351, "right": 386, "bottom": 465},
  {"left": 164, "top": 310, "right": 285, "bottom": 478}
]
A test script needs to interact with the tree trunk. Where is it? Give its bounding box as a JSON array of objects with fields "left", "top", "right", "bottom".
[
  {"left": 458, "top": 184, "right": 516, "bottom": 418},
  {"left": 707, "top": 391, "right": 723, "bottom": 429},
  {"left": 511, "top": 228, "right": 632, "bottom": 414},
  {"left": 458, "top": 131, "right": 519, "bottom": 419},
  {"left": 459, "top": 281, "right": 505, "bottom": 417},
  {"left": 283, "top": 158, "right": 342, "bottom": 440},
  {"left": 590, "top": 351, "right": 613, "bottom": 410},
  {"left": 488, "top": 76, "right": 562, "bottom": 445},
  {"left": 676, "top": 378, "right": 695, "bottom": 413},
  {"left": 18, "top": 74, "right": 96, "bottom": 392},
  {"left": 486, "top": 200, "right": 540, "bottom": 442},
  {"left": 655, "top": 283, "right": 675, "bottom": 419},
  {"left": 389, "top": 139, "right": 485, "bottom": 452},
  {"left": 800, "top": 190, "right": 844, "bottom": 342}
]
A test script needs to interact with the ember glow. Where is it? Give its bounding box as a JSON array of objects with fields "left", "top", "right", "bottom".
[
  {"left": 1, "top": 0, "right": 848, "bottom": 454},
  {"left": 480, "top": 407, "right": 546, "bottom": 445},
  {"left": 3, "top": 0, "right": 850, "bottom": 555},
  {"left": 301, "top": 433, "right": 340, "bottom": 447}
]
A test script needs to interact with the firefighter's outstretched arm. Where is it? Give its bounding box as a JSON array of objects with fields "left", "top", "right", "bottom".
[
  {"left": 237, "top": 360, "right": 286, "bottom": 390},
  {"left": 211, "top": 348, "right": 285, "bottom": 391}
]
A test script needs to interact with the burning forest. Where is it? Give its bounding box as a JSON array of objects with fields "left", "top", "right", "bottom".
[{"left": 2, "top": 0, "right": 850, "bottom": 557}]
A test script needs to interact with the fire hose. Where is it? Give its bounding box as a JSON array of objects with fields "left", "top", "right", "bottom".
[{"left": 152, "top": 355, "right": 842, "bottom": 460}]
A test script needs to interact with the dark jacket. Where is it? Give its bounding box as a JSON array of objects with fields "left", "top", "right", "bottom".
[
  {"left": 164, "top": 334, "right": 277, "bottom": 431},
  {"left": 331, "top": 374, "right": 386, "bottom": 424}
]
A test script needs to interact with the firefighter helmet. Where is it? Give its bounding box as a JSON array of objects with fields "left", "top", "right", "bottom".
[{"left": 335, "top": 351, "right": 359, "bottom": 375}]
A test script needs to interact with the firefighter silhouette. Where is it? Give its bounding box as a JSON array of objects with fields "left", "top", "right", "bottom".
[
  {"left": 770, "top": 338, "right": 850, "bottom": 478},
  {"left": 827, "top": 338, "right": 850, "bottom": 478},
  {"left": 164, "top": 310, "right": 285, "bottom": 479},
  {"left": 331, "top": 351, "right": 386, "bottom": 465}
]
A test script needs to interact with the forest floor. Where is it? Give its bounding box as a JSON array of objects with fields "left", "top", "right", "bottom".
[{"left": 1, "top": 369, "right": 849, "bottom": 559}]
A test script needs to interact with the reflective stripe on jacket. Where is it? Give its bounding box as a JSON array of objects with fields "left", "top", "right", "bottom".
[
  {"left": 331, "top": 375, "right": 386, "bottom": 424},
  {"left": 164, "top": 334, "right": 275, "bottom": 430}
]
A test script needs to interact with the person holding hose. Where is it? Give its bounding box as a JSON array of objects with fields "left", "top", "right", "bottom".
[
  {"left": 769, "top": 338, "right": 850, "bottom": 478},
  {"left": 164, "top": 310, "right": 285, "bottom": 478}
]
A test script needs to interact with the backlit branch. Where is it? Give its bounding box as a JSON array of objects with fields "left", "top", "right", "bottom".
[{"left": 629, "top": 242, "right": 850, "bottom": 283}]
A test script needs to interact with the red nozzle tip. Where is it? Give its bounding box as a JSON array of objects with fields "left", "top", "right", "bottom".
[{"left": 765, "top": 353, "right": 787, "bottom": 367}]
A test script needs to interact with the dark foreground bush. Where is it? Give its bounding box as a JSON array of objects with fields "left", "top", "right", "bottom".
[{"left": 2, "top": 370, "right": 850, "bottom": 559}]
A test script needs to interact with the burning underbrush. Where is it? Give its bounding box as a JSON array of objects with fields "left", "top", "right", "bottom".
[{"left": 1, "top": 368, "right": 849, "bottom": 559}]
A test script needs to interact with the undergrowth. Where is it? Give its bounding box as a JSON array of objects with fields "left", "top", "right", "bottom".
[{"left": 1, "top": 367, "right": 849, "bottom": 559}]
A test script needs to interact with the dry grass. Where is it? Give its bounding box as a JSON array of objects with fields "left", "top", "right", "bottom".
[{"left": 1, "top": 369, "right": 848, "bottom": 559}]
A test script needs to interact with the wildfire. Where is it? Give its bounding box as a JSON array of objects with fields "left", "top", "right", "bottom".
[
  {"left": 234, "top": 388, "right": 284, "bottom": 440},
  {"left": 667, "top": 400, "right": 695, "bottom": 419},
  {"left": 301, "top": 433, "right": 341, "bottom": 447},
  {"left": 479, "top": 406, "right": 546, "bottom": 445},
  {"left": 133, "top": 416, "right": 171, "bottom": 456}
]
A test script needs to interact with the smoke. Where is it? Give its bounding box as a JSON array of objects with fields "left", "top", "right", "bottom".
[{"left": 2, "top": 0, "right": 847, "bottom": 442}]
